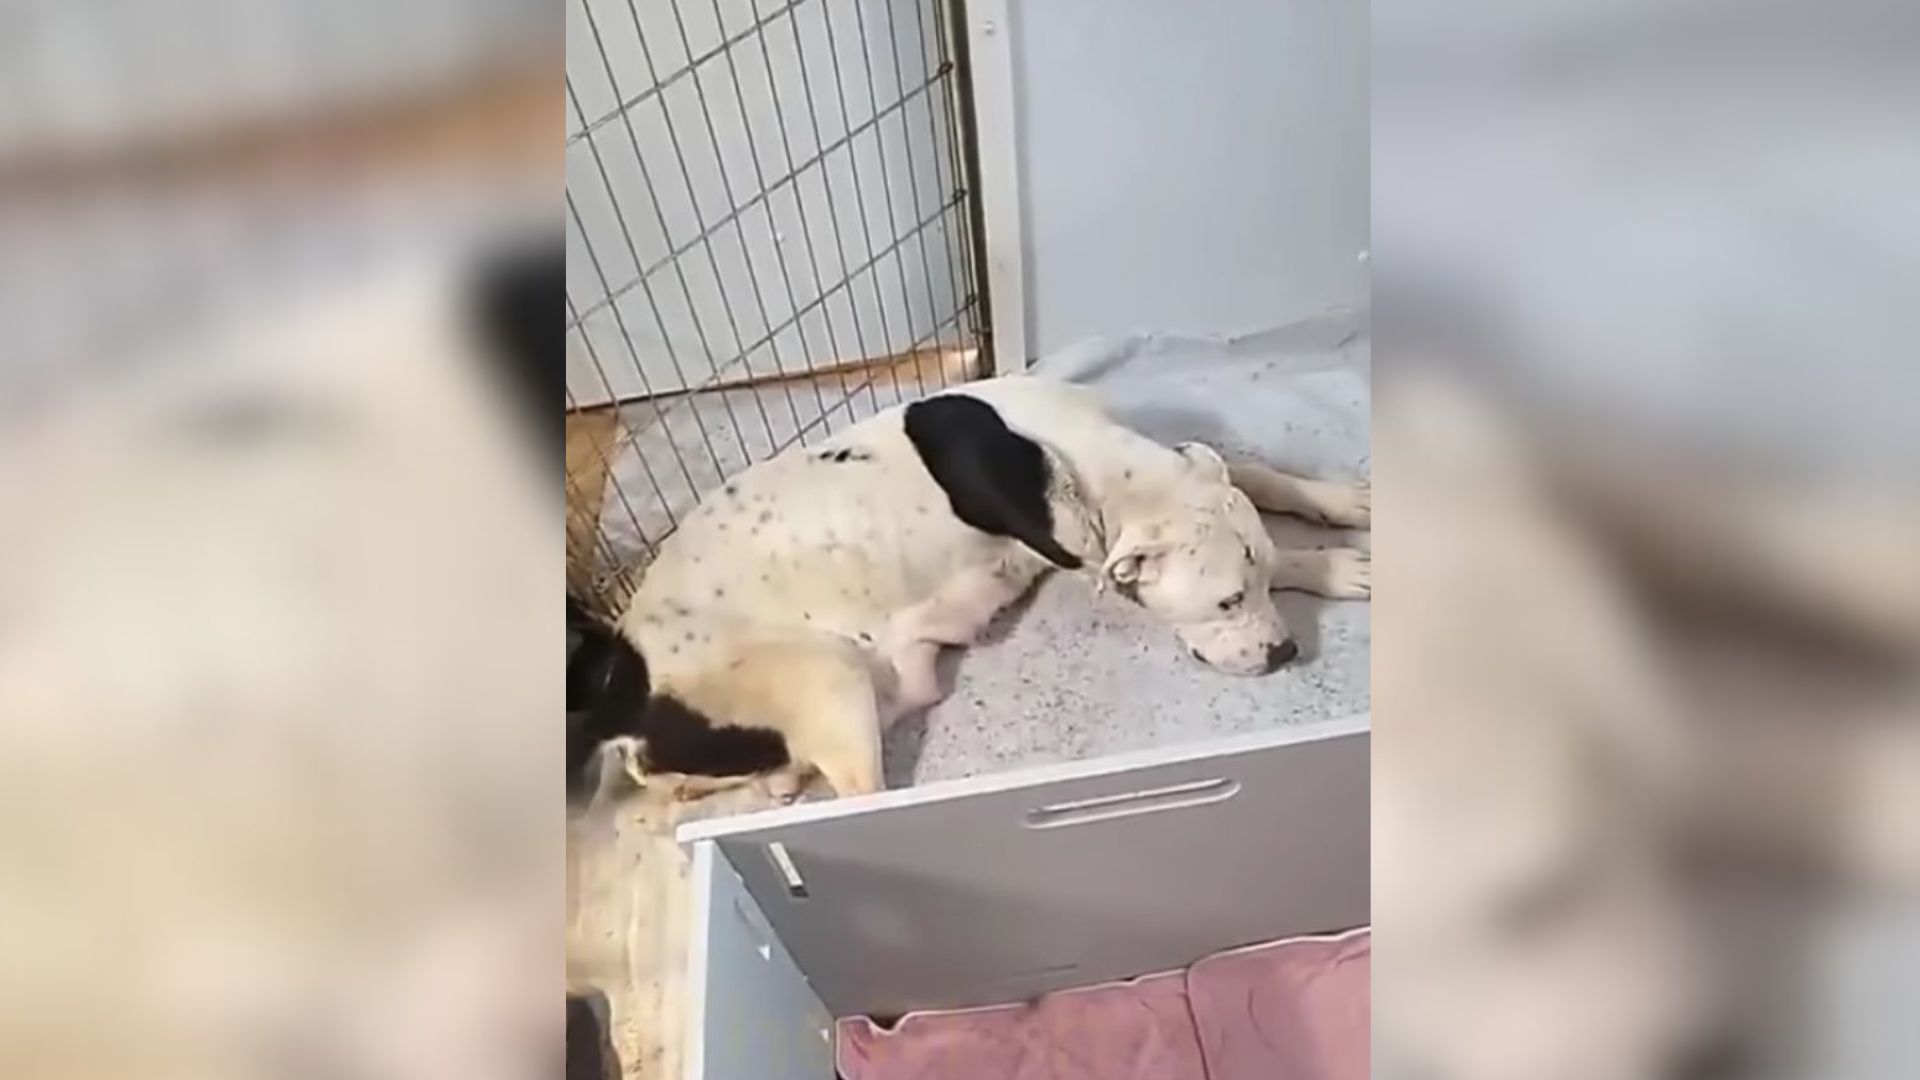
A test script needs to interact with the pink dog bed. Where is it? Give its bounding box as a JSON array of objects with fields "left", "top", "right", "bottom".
[{"left": 836, "top": 929, "right": 1369, "bottom": 1080}]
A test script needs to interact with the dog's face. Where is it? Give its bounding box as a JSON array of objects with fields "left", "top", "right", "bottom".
[{"left": 1104, "top": 443, "right": 1293, "bottom": 675}]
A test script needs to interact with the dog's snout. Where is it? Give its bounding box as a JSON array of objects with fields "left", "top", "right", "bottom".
[
  {"left": 1263, "top": 639, "right": 1300, "bottom": 671},
  {"left": 1191, "top": 639, "right": 1298, "bottom": 673}
]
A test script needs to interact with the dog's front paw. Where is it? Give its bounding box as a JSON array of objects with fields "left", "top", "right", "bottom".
[
  {"left": 1324, "top": 547, "right": 1371, "bottom": 599},
  {"left": 1317, "top": 480, "right": 1371, "bottom": 530}
]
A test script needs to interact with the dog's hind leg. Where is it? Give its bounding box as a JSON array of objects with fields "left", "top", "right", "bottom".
[
  {"left": 794, "top": 714, "right": 884, "bottom": 798},
  {"left": 1228, "top": 462, "right": 1371, "bottom": 529},
  {"left": 1271, "top": 548, "right": 1372, "bottom": 599},
  {"left": 767, "top": 645, "right": 887, "bottom": 798}
]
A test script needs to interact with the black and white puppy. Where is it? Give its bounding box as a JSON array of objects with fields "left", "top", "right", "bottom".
[{"left": 565, "top": 594, "right": 790, "bottom": 806}]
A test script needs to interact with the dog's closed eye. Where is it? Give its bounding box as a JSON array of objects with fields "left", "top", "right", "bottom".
[{"left": 1218, "top": 590, "right": 1246, "bottom": 613}]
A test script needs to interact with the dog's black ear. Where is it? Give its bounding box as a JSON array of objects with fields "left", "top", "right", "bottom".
[
  {"left": 466, "top": 237, "right": 563, "bottom": 464},
  {"left": 903, "top": 394, "right": 1083, "bottom": 570}
]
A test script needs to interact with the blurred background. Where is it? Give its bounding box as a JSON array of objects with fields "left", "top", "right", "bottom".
[
  {"left": 0, "top": 0, "right": 555, "bottom": 412},
  {"left": 5, "top": 0, "right": 1919, "bottom": 1078},
  {"left": 1375, "top": 1, "right": 1920, "bottom": 1078},
  {"left": 0, "top": 3, "right": 559, "bottom": 1079}
]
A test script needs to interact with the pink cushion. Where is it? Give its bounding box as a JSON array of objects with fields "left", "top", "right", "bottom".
[
  {"left": 836, "top": 929, "right": 1369, "bottom": 1080},
  {"left": 838, "top": 970, "right": 1205, "bottom": 1080},
  {"left": 1188, "top": 931, "right": 1371, "bottom": 1080}
]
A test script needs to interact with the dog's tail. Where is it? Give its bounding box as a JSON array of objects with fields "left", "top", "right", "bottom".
[{"left": 904, "top": 394, "right": 1086, "bottom": 570}]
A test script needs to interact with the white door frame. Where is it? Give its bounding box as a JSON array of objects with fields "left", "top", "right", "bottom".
[{"left": 960, "top": 0, "right": 1030, "bottom": 372}]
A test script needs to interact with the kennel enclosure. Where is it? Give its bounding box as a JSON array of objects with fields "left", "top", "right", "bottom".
[
  {"left": 564, "top": 0, "right": 988, "bottom": 611},
  {"left": 561, "top": 3, "right": 1376, "bottom": 1074}
]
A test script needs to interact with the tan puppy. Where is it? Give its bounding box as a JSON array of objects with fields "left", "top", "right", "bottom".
[{"left": 565, "top": 745, "right": 780, "bottom": 1080}]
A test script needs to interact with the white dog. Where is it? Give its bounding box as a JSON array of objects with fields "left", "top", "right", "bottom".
[{"left": 598, "top": 375, "right": 1371, "bottom": 798}]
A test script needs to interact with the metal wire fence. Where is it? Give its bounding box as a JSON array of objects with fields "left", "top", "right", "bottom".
[{"left": 564, "top": 0, "right": 985, "bottom": 611}]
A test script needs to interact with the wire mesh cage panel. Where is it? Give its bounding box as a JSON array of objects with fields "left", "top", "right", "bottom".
[{"left": 564, "top": 0, "right": 986, "bottom": 612}]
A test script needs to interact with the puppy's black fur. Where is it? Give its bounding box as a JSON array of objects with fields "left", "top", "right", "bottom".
[
  {"left": 566, "top": 596, "right": 790, "bottom": 801},
  {"left": 903, "top": 394, "right": 1082, "bottom": 569},
  {"left": 566, "top": 995, "right": 614, "bottom": 1080},
  {"left": 567, "top": 595, "right": 625, "bottom": 715}
]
